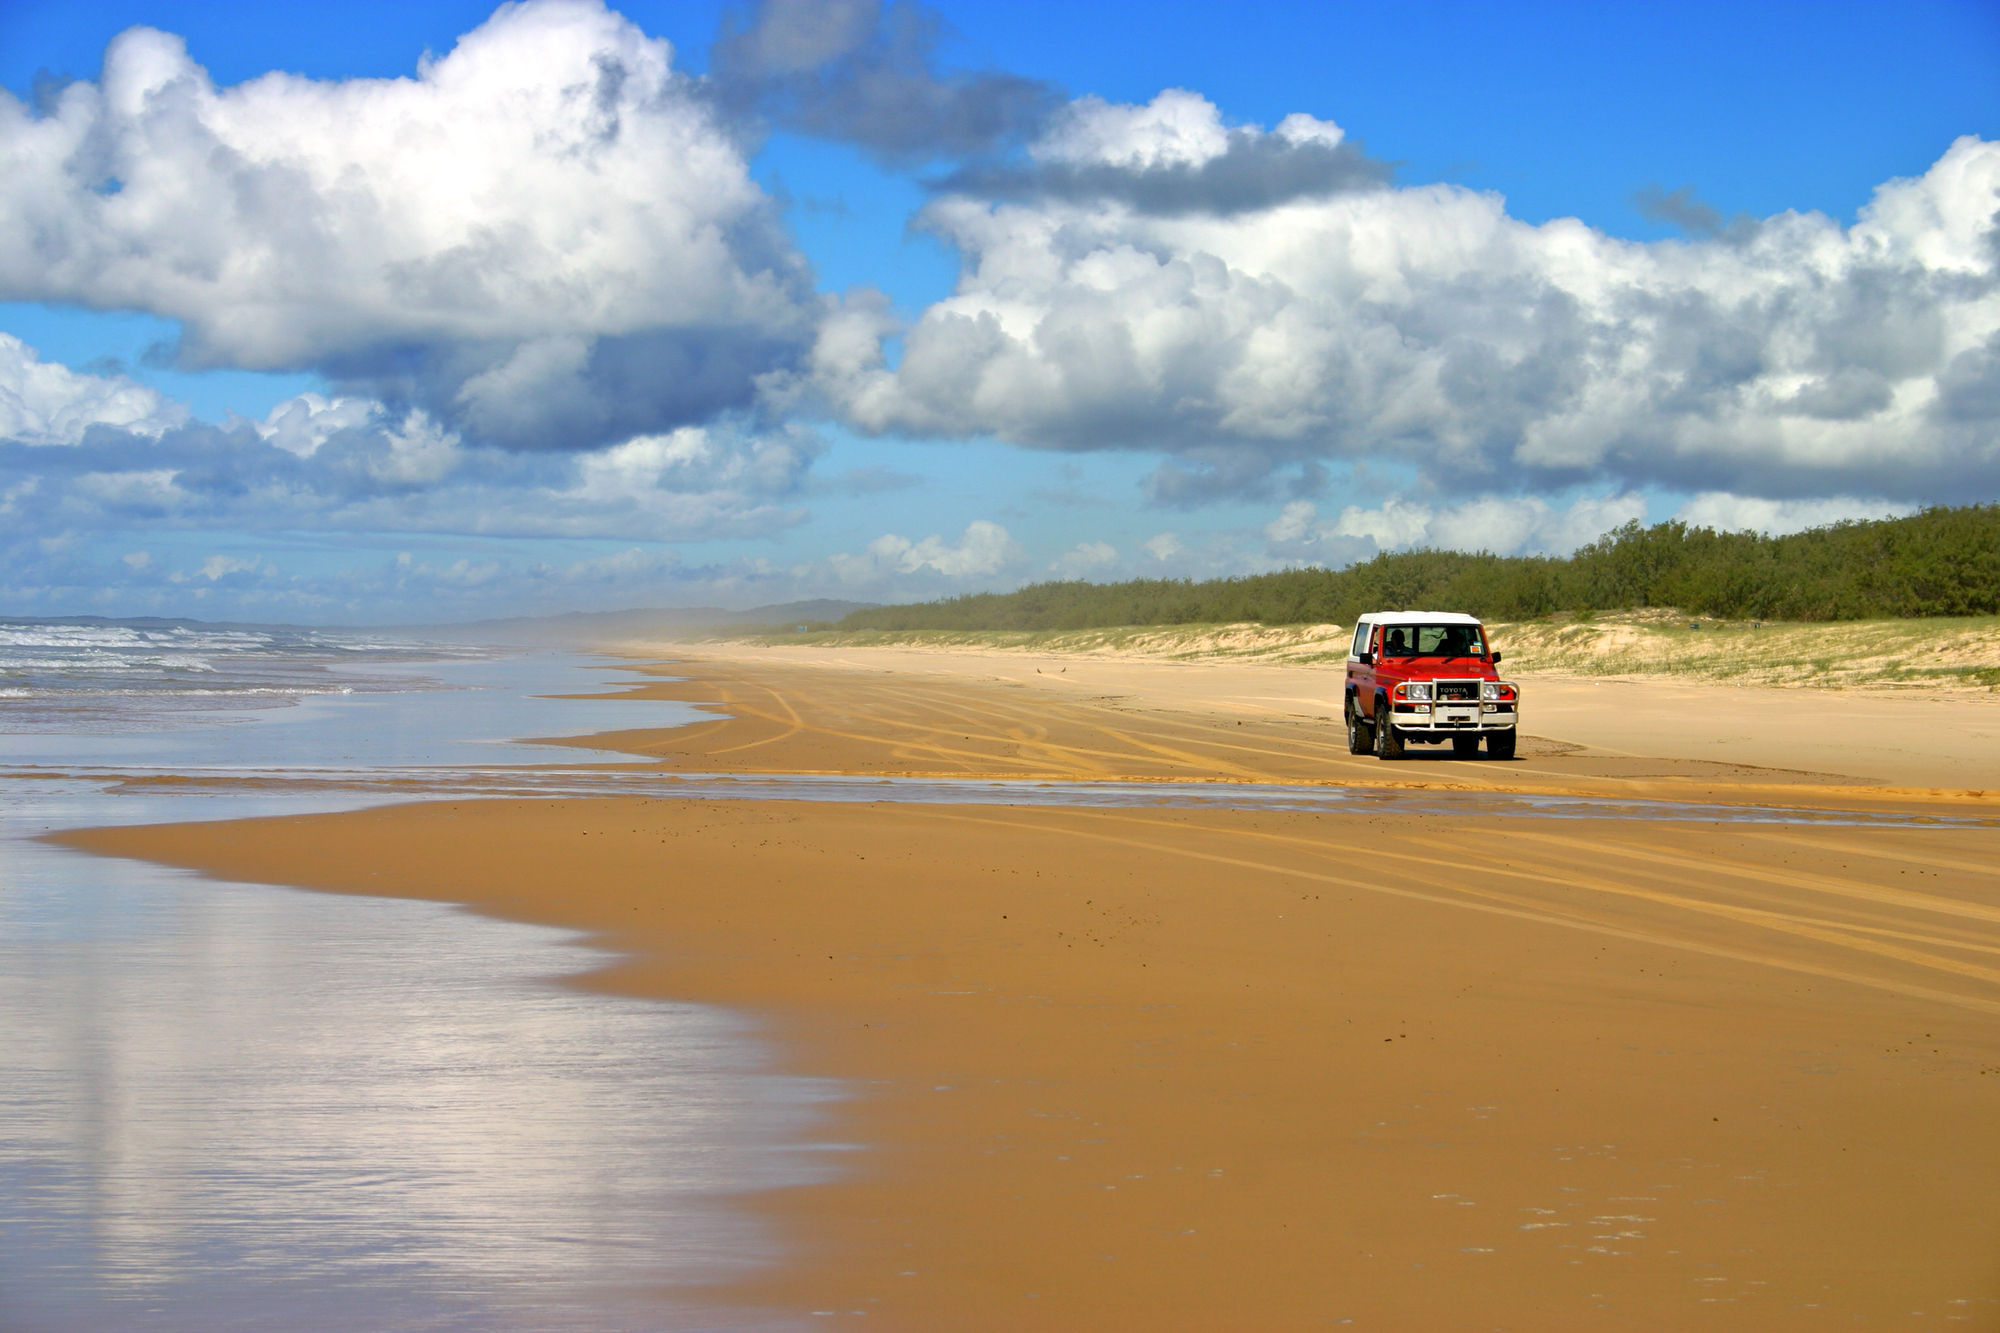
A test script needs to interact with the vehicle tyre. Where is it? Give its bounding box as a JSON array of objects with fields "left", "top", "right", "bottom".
[
  {"left": 1451, "top": 735, "right": 1481, "bottom": 758},
  {"left": 1346, "top": 701, "right": 1373, "bottom": 755},
  {"left": 1374, "top": 703, "right": 1405, "bottom": 760},
  {"left": 1486, "top": 728, "right": 1517, "bottom": 760}
]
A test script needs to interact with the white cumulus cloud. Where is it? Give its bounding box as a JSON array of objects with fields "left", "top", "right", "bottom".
[
  {"left": 827, "top": 518, "right": 1018, "bottom": 585},
  {"left": 252, "top": 394, "right": 378, "bottom": 457},
  {"left": 1268, "top": 492, "right": 1649, "bottom": 562},
  {"left": 183, "top": 553, "right": 261, "bottom": 582},
  {"left": 1037, "top": 89, "right": 1236, "bottom": 169},
  {"left": 1050, "top": 539, "right": 1117, "bottom": 576},
  {"left": 825, "top": 92, "right": 2000, "bottom": 506},
  {"left": 0, "top": 333, "right": 186, "bottom": 444},
  {"left": 1672, "top": 492, "right": 1917, "bottom": 535},
  {"left": 0, "top": 0, "right": 816, "bottom": 450}
]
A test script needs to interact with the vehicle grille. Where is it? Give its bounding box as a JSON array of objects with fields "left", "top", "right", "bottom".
[{"left": 1436, "top": 680, "right": 1480, "bottom": 702}]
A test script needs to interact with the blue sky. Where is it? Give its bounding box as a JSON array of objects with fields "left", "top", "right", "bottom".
[{"left": 1, "top": 0, "right": 1995, "bottom": 623}]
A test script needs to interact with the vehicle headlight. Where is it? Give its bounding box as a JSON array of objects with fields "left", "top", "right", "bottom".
[
  {"left": 1405, "top": 682, "right": 1432, "bottom": 702},
  {"left": 1481, "top": 682, "right": 1516, "bottom": 702}
]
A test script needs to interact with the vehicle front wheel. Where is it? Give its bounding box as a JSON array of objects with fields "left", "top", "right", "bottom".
[
  {"left": 1451, "top": 735, "right": 1481, "bottom": 758},
  {"left": 1486, "top": 728, "right": 1517, "bottom": 760},
  {"left": 1346, "top": 703, "right": 1373, "bottom": 755},
  {"left": 1374, "top": 707, "right": 1406, "bottom": 760}
]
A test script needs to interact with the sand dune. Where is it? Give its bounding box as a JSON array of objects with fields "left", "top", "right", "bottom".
[
  {"left": 708, "top": 609, "right": 2000, "bottom": 693},
  {"left": 60, "top": 647, "right": 2000, "bottom": 1330}
]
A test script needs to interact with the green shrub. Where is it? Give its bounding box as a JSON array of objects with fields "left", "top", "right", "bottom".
[{"left": 840, "top": 506, "right": 2000, "bottom": 631}]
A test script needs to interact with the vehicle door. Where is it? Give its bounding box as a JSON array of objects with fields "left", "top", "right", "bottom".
[
  {"left": 1358, "top": 622, "right": 1385, "bottom": 720},
  {"left": 1346, "top": 618, "right": 1370, "bottom": 717}
]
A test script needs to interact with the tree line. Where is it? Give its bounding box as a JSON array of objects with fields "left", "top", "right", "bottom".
[{"left": 839, "top": 505, "right": 2000, "bottom": 631}]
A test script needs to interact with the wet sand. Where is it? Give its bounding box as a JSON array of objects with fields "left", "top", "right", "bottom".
[{"left": 59, "top": 648, "right": 2000, "bottom": 1330}]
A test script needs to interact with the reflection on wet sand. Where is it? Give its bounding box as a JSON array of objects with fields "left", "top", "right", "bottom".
[
  {"left": 0, "top": 653, "right": 823, "bottom": 1333},
  {"left": 1, "top": 836, "right": 830, "bottom": 1332}
]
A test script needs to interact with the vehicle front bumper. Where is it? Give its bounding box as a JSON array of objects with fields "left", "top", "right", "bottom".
[{"left": 1385, "top": 701, "right": 1517, "bottom": 732}]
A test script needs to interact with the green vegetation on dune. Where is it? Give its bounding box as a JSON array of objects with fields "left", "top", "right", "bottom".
[
  {"left": 772, "top": 621, "right": 1358, "bottom": 664},
  {"left": 757, "top": 613, "right": 2000, "bottom": 693},
  {"left": 840, "top": 506, "right": 2000, "bottom": 632},
  {"left": 1491, "top": 613, "right": 2000, "bottom": 690}
]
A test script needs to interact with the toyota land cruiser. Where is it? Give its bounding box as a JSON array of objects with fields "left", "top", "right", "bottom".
[{"left": 1345, "top": 611, "right": 1518, "bottom": 760}]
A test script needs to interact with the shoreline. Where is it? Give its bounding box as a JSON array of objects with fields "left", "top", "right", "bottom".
[{"left": 54, "top": 648, "right": 2000, "bottom": 1329}]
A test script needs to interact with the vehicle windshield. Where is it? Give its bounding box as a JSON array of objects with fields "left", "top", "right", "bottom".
[{"left": 1379, "top": 623, "right": 1485, "bottom": 658}]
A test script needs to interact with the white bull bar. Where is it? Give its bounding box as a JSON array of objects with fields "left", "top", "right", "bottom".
[{"left": 1385, "top": 677, "right": 1519, "bottom": 732}]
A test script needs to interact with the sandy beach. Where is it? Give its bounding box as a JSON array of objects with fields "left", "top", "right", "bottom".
[{"left": 59, "top": 645, "right": 2000, "bottom": 1330}]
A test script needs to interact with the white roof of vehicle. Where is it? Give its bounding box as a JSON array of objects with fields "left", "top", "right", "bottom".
[{"left": 1355, "top": 610, "right": 1483, "bottom": 625}]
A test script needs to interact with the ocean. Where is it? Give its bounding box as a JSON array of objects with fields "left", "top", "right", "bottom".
[
  {"left": 0, "top": 617, "right": 456, "bottom": 731},
  {"left": 0, "top": 617, "right": 831, "bottom": 1332}
]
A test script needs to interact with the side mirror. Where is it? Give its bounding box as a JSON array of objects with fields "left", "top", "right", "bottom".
[
  {"left": 1491, "top": 651, "right": 1502, "bottom": 664},
  {"left": 1357, "top": 650, "right": 1374, "bottom": 665}
]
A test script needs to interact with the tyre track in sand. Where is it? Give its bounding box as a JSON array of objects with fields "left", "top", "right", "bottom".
[
  {"left": 627, "top": 667, "right": 1363, "bottom": 781},
  {"left": 603, "top": 655, "right": 2000, "bottom": 1011},
  {"left": 923, "top": 807, "right": 2000, "bottom": 1016}
]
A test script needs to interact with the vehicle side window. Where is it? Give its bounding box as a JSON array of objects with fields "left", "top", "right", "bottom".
[{"left": 1351, "top": 622, "right": 1371, "bottom": 658}]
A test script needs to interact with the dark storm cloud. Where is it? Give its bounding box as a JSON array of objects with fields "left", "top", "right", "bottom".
[
  {"left": 937, "top": 128, "right": 1392, "bottom": 216},
  {"left": 709, "top": 0, "right": 1060, "bottom": 164},
  {"left": 1632, "top": 183, "right": 1723, "bottom": 236},
  {"left": 1935, "top": 336, "right": 2000, "bottom": 422},
  {"left": 1785, "top": 367, "right": 1894, "bottom": 420},
  {"left": 319, "top": 325, "right": 811, "bottom": 454},
  {"left": 1140, "top": 450, "right": 1329, "bottom": 509}
]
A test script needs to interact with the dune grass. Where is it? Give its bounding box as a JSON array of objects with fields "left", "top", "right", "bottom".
[{"left": 728, "top": 611, "right": 2000, "bottom": 692}]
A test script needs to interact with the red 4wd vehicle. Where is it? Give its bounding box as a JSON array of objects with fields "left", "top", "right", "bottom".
[{"left": 1345, "top": 611, "right": 1519, "bottom": 760}]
